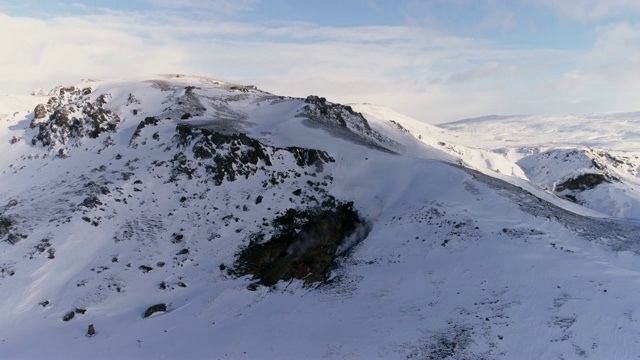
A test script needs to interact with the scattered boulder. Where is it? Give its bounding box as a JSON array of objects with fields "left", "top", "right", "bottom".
[
  {"left": 143, "top": 303, "right": 167, "bottom": 318},
  {"left": 87, "top": 324, "right": 96, "bottom": 337},
  {"left": 62, "top": 311, "right": 75, "bottom": 322},
  {"left": 0, "top": 217, "right": 14, "bottom": 239},
  {"left": 79, "top": 196, "right": 103, "bottom": 209},
  {"left": 33, "top": 104, "right": 47, "bottom": 119}
]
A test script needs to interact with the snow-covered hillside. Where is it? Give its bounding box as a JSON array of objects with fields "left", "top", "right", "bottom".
[
  {"left": 352, "top": 105, "right": 640, "bottom": 220},
  {"left": 2, "top": 75, "right": 640, "bottom": 359}
]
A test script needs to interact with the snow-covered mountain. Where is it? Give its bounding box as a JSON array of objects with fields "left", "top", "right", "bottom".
[
  {"left": 1, "top": 74, "right": 640, "bottom": 359},
  {"left": 436, "top": 113, "right": 640, "bottom": 219}
]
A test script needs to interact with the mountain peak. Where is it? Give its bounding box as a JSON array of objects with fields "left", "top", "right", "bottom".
[{"left": 2, "top": 75, "right": 640, "bottom": 359}]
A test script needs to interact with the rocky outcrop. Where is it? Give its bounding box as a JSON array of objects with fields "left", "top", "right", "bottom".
[
  {"left": 555, "top": 173, "right": 609, "bottom": 192},
  {"left": 143, "top": 303, "right": 167, "bottom": 318},
  {"left": 303, "top": 95, "right": 372, "bottom": 132},
  {"left": 30, "top": 87, "right": 121, "bottom": 148},
  {"left": 129, "top": 116, "right": 159, "bottom": 145},
  {"left": 232, "top": 201, "right": 369, "bottom": 287},
  {"left": 300, "top": 95, "right": 399, "bottom": 152},
  {"left": 171, "top": 125, "right": 334, "bottom": 185}
]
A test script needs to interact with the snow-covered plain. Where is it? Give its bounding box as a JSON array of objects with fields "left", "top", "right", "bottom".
[{"left": 1, "top": 75, "right": 640, "bottom": 359}]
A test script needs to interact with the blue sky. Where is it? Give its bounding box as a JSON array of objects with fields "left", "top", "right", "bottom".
[{"left": 1, "top": 0, "right": 639, "bottom": 123}]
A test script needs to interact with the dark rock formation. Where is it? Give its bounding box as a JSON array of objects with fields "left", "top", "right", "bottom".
[
  {"left": 30, "top": 88, "right": 120, "bottom": 148},
  {"left": 232, "top": 201, "right": 369, "bottom": 287},
  {"left": 129, "top": 116, "right": 159, "bottom": 144},
  {"left": 556, "top": 173, "right": 609, "bottom": 192},
  {"left": 171, "top": 125, "right": 334, "bottom": 185},
  {"left": 87, "top": 324, "right": 96, "bottom": 337},
  {"left": 62, "top": 311, "right": 75, "bottom": 321},
  {"left": 143, "top": 303, "right": 167, "bottom": 318},
  {"left": 300, "top": 95, "right": 398, "bottom": 152}
]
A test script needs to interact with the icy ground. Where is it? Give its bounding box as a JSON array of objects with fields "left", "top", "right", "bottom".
[{"left": 0, "top": 75, "right": 640, "bottom": 359}]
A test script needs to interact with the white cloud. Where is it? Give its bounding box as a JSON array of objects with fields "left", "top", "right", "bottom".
[
  {"left": 0, "top": 5, "right": 639, "bottom": 123},
  {"left": 527, "top": 0, "right": 640, "bottom": 21},
  {"left": 448, "top": 62, "right": 518, "bottom": 83},
  {"left": 0, "top": 13, "right": 185, "bottom": 92},
  {"left": 144, "top": 0, "right": 257, "bottom": 14}
]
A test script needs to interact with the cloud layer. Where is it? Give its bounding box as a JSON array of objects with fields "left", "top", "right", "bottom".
[{"left": 1, "top": 1, "right": 639, "bottom": 123}]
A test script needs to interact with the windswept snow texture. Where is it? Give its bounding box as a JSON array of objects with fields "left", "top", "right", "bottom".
[{"left": 1, "top": 76, "right": 640, "bottom": 359}]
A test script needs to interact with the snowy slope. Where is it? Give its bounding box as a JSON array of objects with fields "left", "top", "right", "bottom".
[
  {"left": 353, "top": 104, "right": 640, "bottom": 220},
  {"left": 1, "top": 76, "right": 640, "bottom": 359}
]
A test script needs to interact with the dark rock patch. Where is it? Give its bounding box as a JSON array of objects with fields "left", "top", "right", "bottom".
[
  {"left": 6, "top": 233, "right": 27, "bottom": 245},
  {"left": 232, "top": 201, "right": 369, "bottom": 287},
  {"left": 171, "top": 125, "right": 333, "bottom": 185},
  {"left": 0, "top": 217, "right": 14, "bottom": 240},
  {"left": 556, "top": 173, "right": 610, "bottom": 192},
  {"left": 300, "top": 95, "right": 397, "bottom": 153},
  {"left": 79, "top": 196, "right": 102, "bottom": 209},
  {"left": 30, "top": 89, "right": 121, "bottom": 148},
  {"left": 62, "top": 311, "right": 75, "bottom": 321},
  {"left": 171, "top": 233, "right": 184, "bottom": 243},
  {"left": 130, "top": 116, "right": 159, "bottom": 144},
  {"left": 143, "top": 303, "right": 167, "bottom": 318}
]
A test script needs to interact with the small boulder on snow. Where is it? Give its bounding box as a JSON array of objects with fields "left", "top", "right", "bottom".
[{"left": 143, "top": 303, "right": 167, "bottom": 318}]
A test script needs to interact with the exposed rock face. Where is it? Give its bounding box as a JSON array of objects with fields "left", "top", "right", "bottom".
[
  {"left": 232, "top": 201, "right": 369, "bottom": 287},
  {"left": 129, "top": 116, "right": 159, "bottom": 145},
  {"left": 300, "top": 95, "right": 399, "bottom": 152},
  {"left": 171, "top": 125, "right": 334, "bottom": 185},
  {"left": 0, "top": 217, "right": 14, "bottom": 240},
  {"left": 303, "top": 95, "right": 368, "bottom": 130},
  {"left": 517, "top": 147, "right": 622, "bottom": 205},
  {"left": 29, "top": 87, "right": 121, "bottom": 149},
  {"left": 143, "top": 303, "right": 167, "bottom": 318},
  {"left": 556, "top": 173, "right": 609, "bottom": 192}
]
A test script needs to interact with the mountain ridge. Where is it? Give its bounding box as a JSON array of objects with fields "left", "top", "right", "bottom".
[{"left": 1, "top": 74, "right": 640, "bottom": 359}]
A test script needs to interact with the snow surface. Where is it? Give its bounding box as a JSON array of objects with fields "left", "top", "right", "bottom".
[{"left": 1, "top": 75, "right": 640, "bottom": 359}]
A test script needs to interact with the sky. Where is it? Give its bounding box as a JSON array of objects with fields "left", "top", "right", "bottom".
[{"left": 1, "top": 0, "right": 640, "bottom": 123}]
